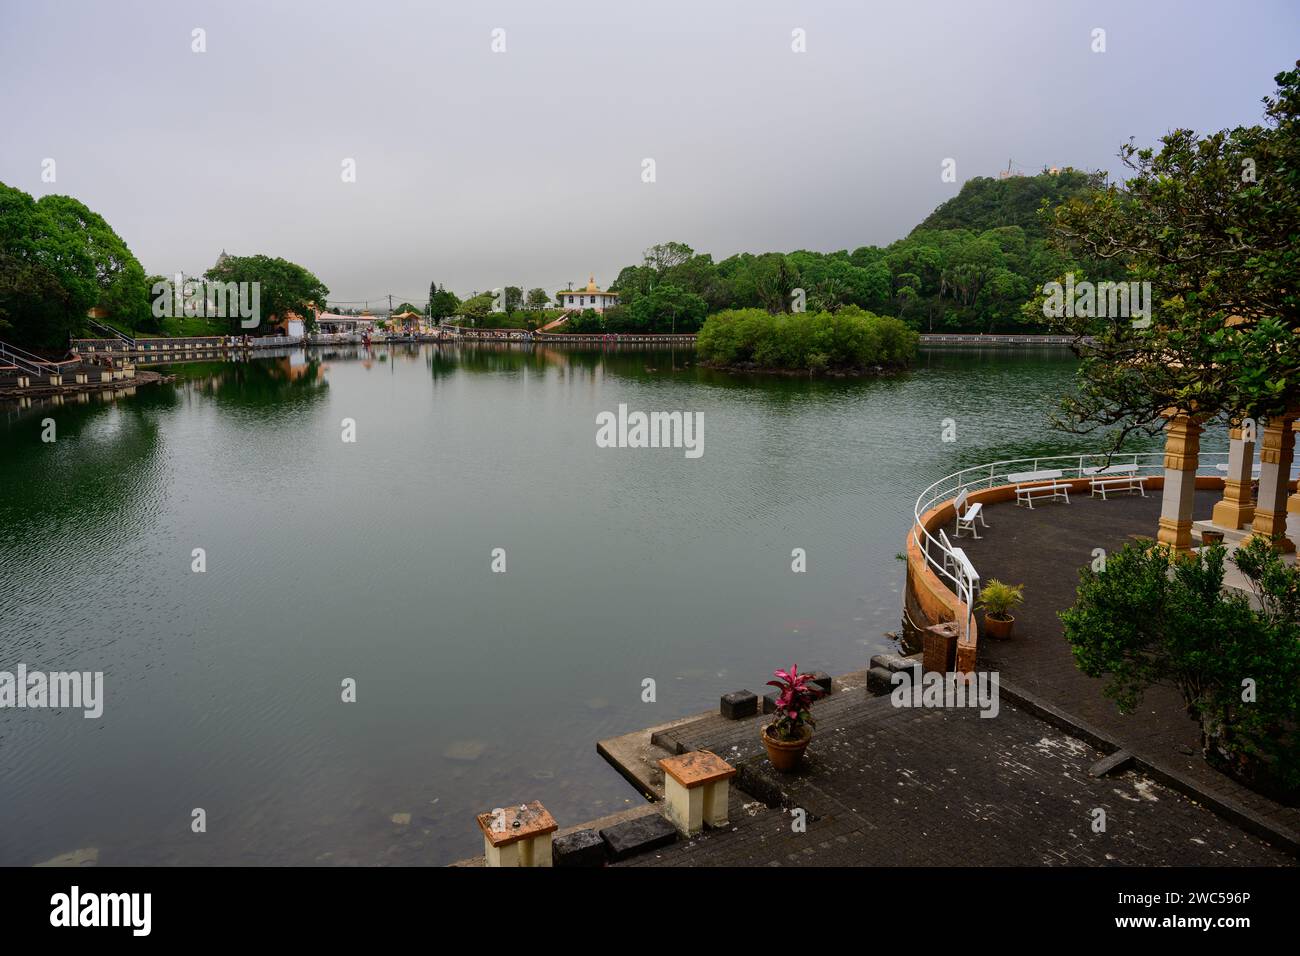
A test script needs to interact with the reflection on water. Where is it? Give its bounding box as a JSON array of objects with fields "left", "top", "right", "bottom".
[{"left": 2, "top": 343, "right": 1106, "bottom": 865}]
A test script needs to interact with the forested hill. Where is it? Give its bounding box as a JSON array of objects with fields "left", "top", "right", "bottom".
[
  {"left": 584, "top": 168, "right": 1112, "bottom": 336},
  {"left": 912, "top": 168, "right": 1105, "bottom": 239}
]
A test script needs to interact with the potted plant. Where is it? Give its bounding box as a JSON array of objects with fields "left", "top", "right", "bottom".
[
  {"left": 761, "top": 665, "right": 825, "bottom": 772},
  {"left": 977, "top": 579, "right": 1024, "bottom": 639}
]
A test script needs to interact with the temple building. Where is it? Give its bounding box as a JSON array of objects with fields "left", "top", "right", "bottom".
[{"left": 558, "top": 276, "right": 619, "bottom": 313}]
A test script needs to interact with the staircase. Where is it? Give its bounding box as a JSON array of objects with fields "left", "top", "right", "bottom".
[
  {"left": 538, "top": 310, "right": 573, "bottom": 333},
  {"left": 86, "top": 318, "right": 136, "bottom": 350},
  {"left": 0, "top": 339, "right": 78, "bottom": 389}
]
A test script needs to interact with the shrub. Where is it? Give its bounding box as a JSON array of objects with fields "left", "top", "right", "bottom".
[
  {"left": 696, "top": 307, "right": 917, "bottom": 372},
  {"left": 1061, "top": 538, "right": 1300, "bottom": 799}
]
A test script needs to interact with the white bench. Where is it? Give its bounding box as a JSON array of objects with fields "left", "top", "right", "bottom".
[
  {"left": 938, "top": 528, "right": 980, "bottom": 595},
  {"left": 1008, "top": 469, "right": 1070, "bottom": 508},
  {"left": 1082, "top": 462, "right": 1137, "bottom": 476},
  {"left": 952, "top": 489, "right": 987, "bottom": 539},
  {"left": 1090, "top": 474, "right": 1147, "bottom": 498},
  {"left": 951, "top": 545, "right": 979, "bottom": 598}
]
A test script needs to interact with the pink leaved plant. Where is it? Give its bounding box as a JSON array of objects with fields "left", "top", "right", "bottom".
[{"left": 766, "top": 664, "right": 825, "bottom": 742}]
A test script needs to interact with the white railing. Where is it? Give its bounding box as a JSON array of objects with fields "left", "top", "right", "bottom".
[{"left": 912, "top": 451, "right": 1231, "bottom": 642}]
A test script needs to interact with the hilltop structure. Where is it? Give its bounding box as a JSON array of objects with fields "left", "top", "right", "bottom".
[{"left": 558, "top": 276, "right": 618, "bottom": 313}]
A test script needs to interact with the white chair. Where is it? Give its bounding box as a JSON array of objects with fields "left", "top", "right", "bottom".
[{"left": 953, "top": 489, "right": 987, "bottom": 539}]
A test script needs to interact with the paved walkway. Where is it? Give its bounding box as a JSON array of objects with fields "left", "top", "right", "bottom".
[
  {"left": 616, "top": 683, "right": 1290, "bottom": 866},
  {"left": 956, "top": 488, "right": 1300, "bottom": 850}
]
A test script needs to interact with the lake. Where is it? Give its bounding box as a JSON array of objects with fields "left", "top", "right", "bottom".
[{"left": 0, "top": 342, "right": 1092, "bottom": 865}]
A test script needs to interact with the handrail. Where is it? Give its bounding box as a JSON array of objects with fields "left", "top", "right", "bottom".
[
  {"left": 0, "top": 341, "right": 60, "bottom": 375},
  {"left": 86, "top": 318, "right": 135, "bottom": 347},
  {"left": 911, "top": 451, "right": 1232, "bottom": 643}
]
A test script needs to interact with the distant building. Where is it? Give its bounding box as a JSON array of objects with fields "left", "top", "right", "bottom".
[
  {"left": 316, "top": 312, "right": 375, "bottom": 335},
  {"left": 558, "top": 275, "right": 619, "bottom": 313}
]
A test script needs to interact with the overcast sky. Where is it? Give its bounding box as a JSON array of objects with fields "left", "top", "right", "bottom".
[{"left": 2, "top": 0, "right": 1296, "bottom": 306}]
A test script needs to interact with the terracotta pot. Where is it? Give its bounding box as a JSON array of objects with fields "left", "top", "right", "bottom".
[
  {"left": 1201, "top": 530, "right": 1225, "bottom": 546},
  {"left": 983, "top": 613, "right": 1014, "bottom": 640},
  {"left": 762, "top": 724, "right": 812, "bottom": 772}
]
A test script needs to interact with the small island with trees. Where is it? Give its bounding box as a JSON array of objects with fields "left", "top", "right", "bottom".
[{"left": 696, "top": 306, "right": 918, "bottom": 376}]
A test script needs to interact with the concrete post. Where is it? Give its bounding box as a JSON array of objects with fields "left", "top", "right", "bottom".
[
  {"left": 1211, "top": 425, "right": 1256, "bottom": 530},
  {"left": 658, "top": 752, "right": 737, "bottom": 836},
  {"left": 922, "top": 621, "right": 959, "bottom": 674},
  {"left": 1156, "top": 414, "right": 1202, "bottom": 552},
  {"left": 1247, "top": 416, "right": 1296, "bottom": 552},
  {"left": 475, "top": 801, "right": 558, "bottom": 868}
]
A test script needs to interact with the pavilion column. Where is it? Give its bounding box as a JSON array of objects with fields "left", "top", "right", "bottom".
[
  {"left": 1156, "top": 414, "right": 1203, "bottom": 553},
  {"left": 1247, "top": 415, "right": 1296, "bottom": 552},
  {"left": 1211, "top": 425, "right": 1256, "bottom": 530}
]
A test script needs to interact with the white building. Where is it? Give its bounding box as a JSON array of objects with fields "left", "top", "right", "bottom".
[{"left": 558, "top": 275, "right": 619, "bottom": 313}]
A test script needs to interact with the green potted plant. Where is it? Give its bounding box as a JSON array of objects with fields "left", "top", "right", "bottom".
[
  {"left": 761, "top": 665, "right": 825, "bottom": 772},
  {"left": 977, "top": 579, "right": 1024, "bottom": 639}
]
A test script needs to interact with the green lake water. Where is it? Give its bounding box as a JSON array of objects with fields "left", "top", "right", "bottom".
[{"left": 2, "top": 343, "right": 1104, "bottom": 865}]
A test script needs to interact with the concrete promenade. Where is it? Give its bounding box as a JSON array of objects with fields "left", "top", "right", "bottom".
[
  {"left": 958, "top": 487, "right": 1300, "bottom": 852},
  {"left": 607, "top": 672, "right": 1290, "bottom": 867}
]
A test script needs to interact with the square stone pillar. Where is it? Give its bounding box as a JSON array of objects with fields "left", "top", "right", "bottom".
[
  {"left": 1211, "top": 425, "right": 1256, "bottom": 529},
  {"left": 1157, "top": 415, "right": 1203, "bottom": 552},
  {"left": 476, "top": 801, "right": 558, "bottom": 867},
  {"left": 658, "top": 751, "right": 737, "bottom": 836},
  {"left": 922, "top": 621, "right": 958, "bottom": 674},
  {"left": 1248, "top": 416, "right": 1296, "bottom": 552}
]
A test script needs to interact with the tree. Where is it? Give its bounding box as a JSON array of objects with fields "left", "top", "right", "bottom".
[
  {"left": 525, "top": 287, "right": 550, "bottom": 311},
  {"left": 625, "top": 283, "right": 707, "bottom": 333},
  {"left": 456, "top": 292, "right": 494, "bottom": 321},
  {"left": 427, "top": 284, "right": 459, "bottom": 321},
  {"left": 393, "top": 302, "right": 421, "bottom": 316},
  {"left": 205, "top": 254, "right": 329, "bottom": 335},
  {"left": 643, "top": 241, "right": 693, "bottom": 273},
  {"left": 0, "top": 249, "right": 76, "bottom": 345},
  {"left": 1062, "top": 538, "right": 1300, "bottom": 797},
  {"left": 1036, "top": 62, "right": 1300, "bottom": 447},
  {"left": 0, "top": 184, "right": 151, "bottom": 348}
]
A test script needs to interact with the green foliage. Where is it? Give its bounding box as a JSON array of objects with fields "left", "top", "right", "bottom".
[
  {"left": 454, "top": 292, "right": 496, "bottom": 322},
  {"left": 976, "top": 579, "right": 1024, "bottom": 620},
  {"left": 605, "top": 175, "right": 1108, "bottom": 337},
  {"left": 1037, "top": 61, "right": 1300, "bottom": 446},
  {"left": 427, "top": 284, "right": 459, "bottom": 320},
  {"left": 915, "top": 168, "right": 1105, "bottom": 238},
  {"left": 525, "top": 287, "right": 550, "bottom": 311},
  {"left": 204, "top": 253, "right": 328, "bottom": 335},
  {"left": 563, "top": 308, "right": 604, "bottom": 333},
  {"left": 0, "top": 182, "right": 151, "bottom": 348},
  {"left": 1061, "top": 539, "right": 1300, "bottom": 795},
  {"left": 696, "top": 306, "right": 918, "bottom": 372},
  {"left": 450, "top": 307, "right": 563, "bottom": 330}
]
